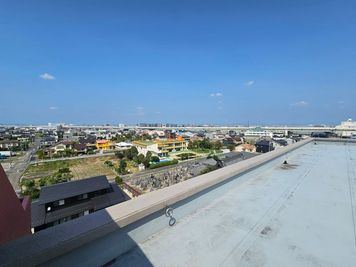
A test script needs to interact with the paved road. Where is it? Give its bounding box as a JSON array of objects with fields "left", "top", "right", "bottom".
[{"left": 3, "top": 138, "right": 41, "bottom": 191}]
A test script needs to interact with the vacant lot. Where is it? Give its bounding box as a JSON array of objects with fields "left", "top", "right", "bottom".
[{"left": 23, "top": 156, "right": 118, "bottom": 180}]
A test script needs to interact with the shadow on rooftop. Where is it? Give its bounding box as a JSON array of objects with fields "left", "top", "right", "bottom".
[{"left": 37, "top": 209, "right": 155, "bottom": 267}]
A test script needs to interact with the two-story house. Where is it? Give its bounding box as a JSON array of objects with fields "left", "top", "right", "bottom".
[{"left": 31, "top": 175, "right": 128, "bottom": 232}]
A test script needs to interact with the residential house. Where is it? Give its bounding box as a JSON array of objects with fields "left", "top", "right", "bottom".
[
  {"left": 255, "top": 140, "right": 274, "bottom": 153},
  {"left": 96, "top": 140, "right": 115, "bottom": 150},
  {"left": 31, "top": 176, "right": 127, "bottom": 232},
  {"left": 0, "top": 140, "right": 20, "bottom": 150},
  {"left": 115, "top": 142, "right": 132, "bottom": 150},
  {"left": 73, "top": 143, "right": 87, "bottom": 155},
  {"left": 51, "top": 141, "right": 74, "bottom": 154},
  {"left": 40, "top": 136, "right": 56, "bottom": 148},
  {"left": 133, "top": 139, "right": 188, "bottom": 157}
]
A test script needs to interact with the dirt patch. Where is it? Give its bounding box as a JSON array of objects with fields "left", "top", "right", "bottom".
[{"left": 23, "top": 156, "right": 118, "bottom": 180}]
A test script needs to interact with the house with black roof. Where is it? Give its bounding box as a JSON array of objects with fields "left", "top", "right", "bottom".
[
  {"left": 255, "top": 139, "right": 274, "bottom": 153},
  {"left": 31, "top": 175, "right": 128, "bottom": 232}
]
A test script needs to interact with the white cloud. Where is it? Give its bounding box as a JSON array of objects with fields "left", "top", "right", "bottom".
[
  {"left": 210, "top": 92, "right": 223, "bottom": 97},
  {"left": 290, "top": 101, "right": 308, "bottom": 107},
  {"left": 245, "top": 80, "right": 254, "bottom": 86},
  {"left": 49, "top": 106, "right": 57, "bottom": 110},
  {"left": 39, "top": 73, "right": 55, "bottom": 80}
]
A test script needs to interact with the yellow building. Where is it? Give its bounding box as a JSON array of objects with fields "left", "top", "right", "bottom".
[{"left": 96, "top": 140, "right": 114, "bottom": 150}]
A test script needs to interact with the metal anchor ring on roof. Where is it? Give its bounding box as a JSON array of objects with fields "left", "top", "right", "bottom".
[
  {"left": 169, "top": 217, "right": 176, "bottom": 227},
  {"left": 165, "top": 207, "right": 176, "bottom": 226},
  {"left": 165, "top": 207, "right": 173, "bottom": 217}
]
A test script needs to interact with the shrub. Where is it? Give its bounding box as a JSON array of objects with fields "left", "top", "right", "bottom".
[
  {"left": 58, "top": 167, "right": 70, "bottom": 173},
  {"left": 115, "top": 176, "right": 123, "bottom": 184},
  {"left": 115, "top": 152, "right": 125, "bottom": 159},
  {"left": 149, "top": 159, "right": 178, "bottom": 169},
  {"left": 151, "top": 156, "right": 160, "bottom": 163},
  {"left": 104, "top": 160, "right": 114, "bottom": 167}
]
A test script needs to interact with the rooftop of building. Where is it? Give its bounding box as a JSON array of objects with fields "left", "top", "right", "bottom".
[
  {"left": 132, "top": 140, "right": 156, "bottom": 147},
  {"left": 1, "top": 138, "right": 356, "bottom": 266},
  {"left": 133, "top": 139, "right": 187, "bottom": 147},
  {"left": 31, "top": 177, "right": 127, "bottom": 228},
  {"left": 37, "top": 175, "right": 111, "bottom": 204},
  {"left": 96, "top": 140, "right": 111, "bottom": 144}
]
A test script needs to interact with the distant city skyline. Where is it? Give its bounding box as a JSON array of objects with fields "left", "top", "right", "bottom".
[{"left": 1, "top": 1, "right": 355, "bottom": 125}]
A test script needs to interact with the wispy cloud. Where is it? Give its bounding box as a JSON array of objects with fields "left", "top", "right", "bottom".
[
  {"left": 245, "top": 80, "right": 254, "bottom": 86},
  {"left": 136, "top": 106, "right": 145, "bottom": 116},
  {"left": 337, "top": 100, "right": 345, "bottom": 109},
  {"left": 39, "top": 73, "right": 56, "bottom": 80},
  {"left": 210, "top": 92, "right": 223, "bottom": 97},
  {"left": 290, "top": 101, "right": 308, "bottom": 107},
  {"left": 49, "top": 106, "right": 58, "bottom": 110}
]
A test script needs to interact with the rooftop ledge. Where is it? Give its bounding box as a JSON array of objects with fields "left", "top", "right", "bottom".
[{"left": 2, "top": 137, "right": 346, "bottom": 267}]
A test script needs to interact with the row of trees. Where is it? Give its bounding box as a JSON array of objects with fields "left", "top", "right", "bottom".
[
  {"left": 188, "top": 139, "right": 237, "bottom": 152},
  {"left": 112, "top": 132, "right": 153, "bottom": 142},
  {"left": 114, "top": 147, "right": 160, "bottom": 174},
  {"left": 188, "top": 139, "right": 223, "bottom": 151}
]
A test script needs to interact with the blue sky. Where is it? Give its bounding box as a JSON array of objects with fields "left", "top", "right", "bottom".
[{"left": 0, "top": 0, "right": 355, "bottom": 125}]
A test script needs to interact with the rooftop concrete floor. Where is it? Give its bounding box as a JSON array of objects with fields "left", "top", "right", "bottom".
[{"left": 116, "top": 142, "right": 356, "bottom": 266}]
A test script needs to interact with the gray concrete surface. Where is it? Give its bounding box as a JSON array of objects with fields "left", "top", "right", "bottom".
[{"left": 118, "top": 141, "right": 356, "bottom": 266}]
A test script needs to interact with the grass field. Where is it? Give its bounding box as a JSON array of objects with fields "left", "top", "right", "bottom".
[{"left": 23, "top": 156, "right": 119, "bottom": 180}]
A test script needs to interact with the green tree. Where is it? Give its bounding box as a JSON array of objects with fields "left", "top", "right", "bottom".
[
  {"left": 130, "top": 146, "right": 139, "bottom": 157},
  {"left": 124, "top": 146, "right": 138, "bottom": 160},
  {"left": 36, "top": 149, "right": 45, "bottom": 160},
  {"left": 115, "top": 176, "right": 123, "bottom": 184},
  {"left": 212, "top": 141, "right": 223, "bottom": 150},
  {"left": 136, "top": 153, "right": 145, "bottom": 164},
  {"left": 20, "top": 178, "right": 40, "bottom": 200},
  {"left": 118, "top": 159, "right": 127, "bottom": 174},
  {"left": 115, "top": 151, "right": 125, "bottom": 159},
  {"left": 227, "top": 144, "right": 236, "bottom": 151},
  {"left": 64, "top": 148, "right": 73, "bottom": 157}
]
